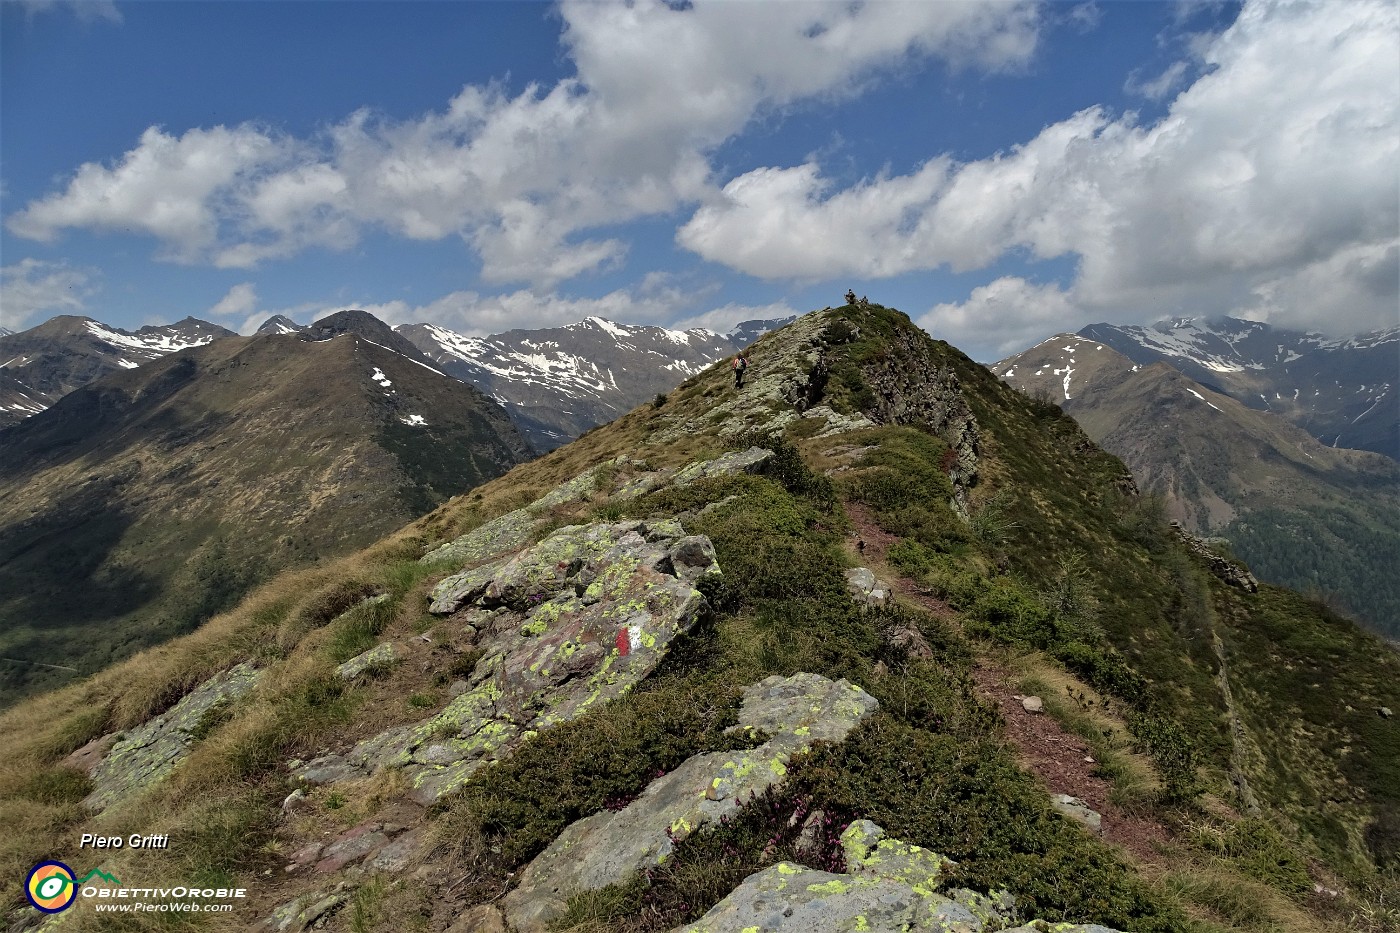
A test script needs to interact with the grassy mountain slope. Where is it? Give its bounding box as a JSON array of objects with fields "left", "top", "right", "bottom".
[
  {"left": 1, "top": 304, "right": 1395, "bottom": 933},
  {"left": 0, "top": 331, "right": 530, "bottom": 705},
  {"left": 995, "top": 335, "right": 1400, "bottom": 637}
]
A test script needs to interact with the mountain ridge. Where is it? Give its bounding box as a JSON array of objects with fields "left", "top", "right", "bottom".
[{"left": 2, "top": 302, "right": 1393, "bottom": 933}]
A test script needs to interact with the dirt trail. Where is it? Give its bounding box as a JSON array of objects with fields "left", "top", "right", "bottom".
[{"left": 844, "top": 503, "right": 1171, "bottom": 866}]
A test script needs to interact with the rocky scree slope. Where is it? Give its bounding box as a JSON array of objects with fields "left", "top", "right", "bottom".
[
  {"left": 0, "top": 314, "right": 233, "bottom": 428},
  {"left": 1, "top": 302, "right": 1396, "bottom": 933},
  {"left": 0, "top": 328, "right": 530, "bottom": 706},
  {"left": 993, "top": 334, "right": 1400, "bottom": 638}
]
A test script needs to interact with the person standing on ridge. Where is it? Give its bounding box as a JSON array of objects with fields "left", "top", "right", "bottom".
[{"left": 732, "top": 351, "right": 748, "bottom": 389}]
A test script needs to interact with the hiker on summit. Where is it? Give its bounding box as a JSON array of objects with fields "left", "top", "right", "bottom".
[{"left": 732, "top": 351, "right": 749, "bottom": 389}]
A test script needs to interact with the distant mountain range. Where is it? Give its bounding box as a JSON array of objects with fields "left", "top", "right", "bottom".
[
  {"left": 3, "top": 311, "right": 793, "bottom": 450},
  {"left": 397, "top": 316, "right": 788, "bottom": 450},
  {"left": 0, "top": 315, "right": 235, "bottom": 428},
  {"left": 0, "top": 312, "right": 530, "bottom": 704},
  {"left": 996, "top": 331, "right": 1400, "bottom": 636},
  {"left": 1078, "top": 316, "right": 1398, "bottom": 459}
]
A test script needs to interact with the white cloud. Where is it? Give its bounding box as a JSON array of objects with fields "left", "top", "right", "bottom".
[
  {"left": 17, "top": 0, "right": 121, "bottom": 24},
  {"left": 208, "top": 282, "right": 258, "bottom": 320},
  {"left": 921, "top": 277, "right": 1081, "bottom": 358},
  {"left": 1125, "top": 60, "right": 1189, "bottom": 100},
  {"left": 0, "top": 258, "right": 98, "bottom": 329},
  {"left": 681, "top": 0, "right": 1398, "bottom": 345},
  {"left": 6, "top": 0, "right": 1039, "bottom": 284},
  {"left": 671, "top": 300, "right": 803, "bottom": 335}
]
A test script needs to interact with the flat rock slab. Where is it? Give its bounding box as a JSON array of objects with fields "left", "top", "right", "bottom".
[
  {"left": 83, "top": 662, "right": 261, "bottom": 812},
  {"left": 421, "top": 506, "right": 540, "bottom": 567},
  {"left": 298, "top": 519, "right": 720, "bottom": 805},
  {"left": 336, "top": 642, "right": 399, "bottom": 680},
  {"left": 503, "top": 673, "right": 878, "bottom": 933},
  {"left": 1050, "top": 794, "right": 1103, "bottom": 834},
  {"left": 673, "top": 447, "right": 773, "bottom": 486}
]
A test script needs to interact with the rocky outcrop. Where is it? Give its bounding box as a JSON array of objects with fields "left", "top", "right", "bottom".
[
  {"left": 670, "top": 821, "right": 1015, "bottom": 933},
  {"left": 503, "top": 673, "right": 879, "bottom": 932},
  {"left": 81, "top": 663, "right": 261, "bottom": 812},
  {"left": 843, "top": 567, "right": 891, "bottom": 608},
  {"left": 673, "top": 446, "right": 774, "bottom": 486},
  {"left": 335, "top": 642, "right": 398, "bottom": 680},
  {"left": 1170, "top": 522, "right": 1259, "bottom": 592},
  {"left": 670, "top": 820, "right": 1125, "bottom": 933},
  {"left": 297, "top": 518, "right": 720, "bottom": 804},
  {"left": 858, "top": 323, "right": 981, "bottom": 518}
]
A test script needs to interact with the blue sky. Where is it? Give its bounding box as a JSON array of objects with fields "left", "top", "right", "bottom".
[{"left": 2, "top": 0, "right": 1395, "bottom": 361}]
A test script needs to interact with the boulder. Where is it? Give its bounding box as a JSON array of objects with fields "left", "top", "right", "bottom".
[
  {"left": 297, "top": 519, "right": 719, "bottom": 805},
  {"left": 1021, "top": 696, "right": 1044, "bottom": 713},
  {"left": 503, "top": 673, "right": 878, "bottom": 932},
  {"left": 262, "top": 886, "right": 346, "bottom": 933},
  {"left": 843, "top": 567, "right": 891, "bottom": 607},
  {"left": 335, "top": 642, "right": 398, "bottom": 680},
  {"left": 668, "top": 822, "right": 1015, "bottom": 933},
  {"left": 83, "top": 662, "right": 262, "bottom": 812},
  {"left": 1050, "top": 794, "right": 1103, "bottom": 834}
]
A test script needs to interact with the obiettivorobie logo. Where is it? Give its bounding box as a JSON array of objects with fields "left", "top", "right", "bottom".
[{"left": 25, "top": 862, "right": 121, "bottom": 913}]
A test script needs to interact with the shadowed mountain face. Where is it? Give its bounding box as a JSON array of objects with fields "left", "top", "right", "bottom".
[
  {"left": 1079, "top": 316, "right": 1399, "bottom": 459},
  {"left": 0, "top": 328, "right": 531, "bottom": 705},
  {"left": 995, "top": 334, "right": 1400, "bottom": 636},
  {"left": 396, "top": 316, "right": 791, "bottom": 451},
  {"left": 0, "top": 315, "right": 235, "bottom": 428}
]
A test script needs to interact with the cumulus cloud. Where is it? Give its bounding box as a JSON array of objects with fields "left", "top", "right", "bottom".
[
  {"left": 5, "top": 0, "right": 1039, "bottom": 284},
  {"left": 207, "top": 282, "right": 258, "bottom": 320},
  {"left": 17, "top": 0, "right": 121, "bottom": 24},
  {"left": 0, "top": 258, "right": 98, "bottom": 329},
  {"left": 1125, "top": 60, "right": 1190, "bottom": 100},
  {"left": 671, "top": 300, "right": 803, "bottom": 335},
  {"left": 925, "top": 277, "right": 1081, "bottom": 358},
  {"left": 680, "top": 0, "right": 1398, "bottom": 346}
]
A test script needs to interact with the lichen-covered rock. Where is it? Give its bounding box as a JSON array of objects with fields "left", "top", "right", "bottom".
[
  {"left": 669, "top": 822, "right": 994, "bottom": 933},
  {"left": 804, "top": 404, "right": 877, "bottom": 437},
  {"left": 843, "top": 567, "right": 891, "bottom": 607},
  {"left": 841, "top": 820, "right": 957, "bottom": 892},
  {"left": 668, "top": 862, "right": 960, "bottom": 933},
  {"left": 298, "top": 519, "right": 718, "bottom": 805},
  {"left": 84, "top": 662, "right": 261, "bottom": 812},
  {"left": 667, "top": 822, "right": 1072, "bottom": 933},
  {"left": 262, "top": 886, "right": 347, "bottom": 932},
  {"left": 335, "top": 642, "right": 399, "bottom": 680},
  {"left": 503, "top": 674, "right": 878, "bottom": 933},
  {"left": 421, "top": 506, "right": 538, "bottom": 566},
  {"left": 612, "top": 469, "right": 675, "bottom": 501},
  {"left": 673, "top": 446, "right": 774, "bottom": 486},
  {"left": 1008, "top": 918, "right": 1125, "bottom": 924}
]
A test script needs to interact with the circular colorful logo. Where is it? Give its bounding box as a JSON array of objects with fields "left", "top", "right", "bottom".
[{"left": 26, "top": 861, "right": 77, "bottom": 913}]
